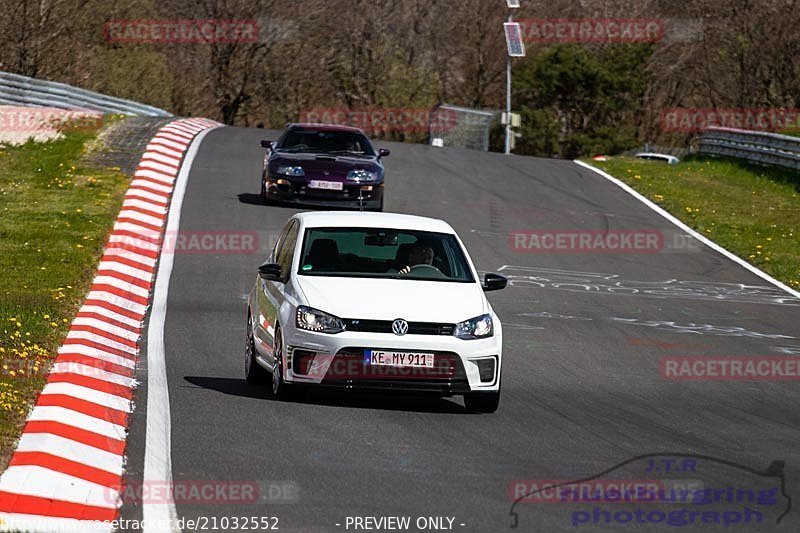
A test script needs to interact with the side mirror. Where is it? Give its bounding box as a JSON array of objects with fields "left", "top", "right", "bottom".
[
  {"left": 260, "top": 140, "right": 274, "bottom": 149},
  {"left": 258, "top": 263, "right": 283, "bottom": 281},
  {"left": 378, "top": 148, "right": 391, "bottom": 158},
  {"left": 483, "top": 273, "right": 507, "bottom": 292}
]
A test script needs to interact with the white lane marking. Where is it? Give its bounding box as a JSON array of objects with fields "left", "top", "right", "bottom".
[
  {"left": 0, "top": 466, "right": 118, "bottom": 508},
  {"left": 0, "top": 513, "right": 114, "bottom": 533},
  {"left": 574, "top": 160, "right": 800, "bottom": 300},
  {"left": 27, "top": 406, "right": 127, "bottom": 440},
  {"left": 17, "top": 433, "right": 124, "bottom": 474},
  {"left": 41, "top": 383, "right": 132, "bottom": 413},
  {"left": 143, "top": 126, "right": 217, "bottom": 533}
]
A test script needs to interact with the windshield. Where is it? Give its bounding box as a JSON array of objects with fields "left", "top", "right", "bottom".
[
  {"left": 297, "top": 227, "right": 474, "bottom": 282},
  {"left": 276, "top": 129, "right": 375, "bottom": 156}
]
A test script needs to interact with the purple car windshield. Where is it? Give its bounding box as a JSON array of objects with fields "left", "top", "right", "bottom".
[{"left": 277, "top": 130, "right": 375, "bottom": 156}]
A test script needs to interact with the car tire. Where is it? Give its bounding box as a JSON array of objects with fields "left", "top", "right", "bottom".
[
  {"left": 464, "top": 391, "right": 500, "bottom": 413},
  {"left": 245, "top": 315, "right": 270, "bottom": 385},
  {"left": 270, "top": 326, "right": 292, "bottom": 400},
  {"left": 260, "top": 178, "right": 271, "bottom": 205}
]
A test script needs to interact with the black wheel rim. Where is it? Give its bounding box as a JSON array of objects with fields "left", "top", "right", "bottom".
[
  {"left": 272, "top": 330, "right": 282, "bottom": 395},
  {"left": 245, "top": 320, "right": 255, "bottom": 378}
]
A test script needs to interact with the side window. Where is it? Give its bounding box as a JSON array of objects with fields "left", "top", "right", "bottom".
[
  {"left": 276, "top": 221, "right": 299, "bottom": 279},
  {"left": 271, "top": 222, "right": 291, "bottom": 263}
]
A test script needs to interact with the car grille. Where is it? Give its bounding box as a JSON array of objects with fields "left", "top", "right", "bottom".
[
  {"left": 294, "top": 184, "right": 373, "bottom": 200},
  {"left": 343, "top": 319, "right": 455, "bottom": 336}
]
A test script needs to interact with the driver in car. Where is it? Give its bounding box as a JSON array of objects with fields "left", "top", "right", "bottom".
[{"left": 399, "top": 243, "right": 436, "bottom": 275}]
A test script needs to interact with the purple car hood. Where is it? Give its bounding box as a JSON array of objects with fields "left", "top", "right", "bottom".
[{"left": 270, "top": 152, "right": 381, "bottom": 180}]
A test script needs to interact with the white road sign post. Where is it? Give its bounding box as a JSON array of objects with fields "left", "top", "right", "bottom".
[{"left": 503, "top": 2, "right": 524, "bottom": 155}]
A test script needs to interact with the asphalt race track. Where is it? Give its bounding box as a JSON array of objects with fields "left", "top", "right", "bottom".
[{"left": 122, "top": 126, "right": 800, "bottom": 532}]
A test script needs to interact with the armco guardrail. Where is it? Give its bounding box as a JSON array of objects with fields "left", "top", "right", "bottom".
[
  {"left": 0, "top": 71, "right": 171, "bottom": 117},
  {"left": 698, "top": 127, "right": 800, "bottom": 170}
]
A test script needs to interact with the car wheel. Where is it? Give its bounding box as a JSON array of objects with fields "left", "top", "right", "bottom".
[
  {"left": 271, "top": 326, "right": 291, "bottom": 400},
  {"left": 463, "top": 391, "right": 500, "bottom": 413},
  {"left": 260, "top": 177, "right": 270, "bottom": 204},
  {"left": 245, "top": 315, "right": 270, "bottom": 384}
]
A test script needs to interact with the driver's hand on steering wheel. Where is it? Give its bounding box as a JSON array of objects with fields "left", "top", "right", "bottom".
[{"left": 399, "top": 263, "right": 441, "bottom": 275}]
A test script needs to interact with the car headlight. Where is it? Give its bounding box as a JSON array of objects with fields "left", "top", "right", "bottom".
[
  {"left": 296, "top": 305, "right": 345, "bottom": 333},
  {"left": 454, "top": 314, "right": 493, "bottom": 340},
  {"left": 346, "top": 169, "right": 377, "bottom": 182},
  {"left": 277, "top": 165, "right": 305, "bottom": 176}
]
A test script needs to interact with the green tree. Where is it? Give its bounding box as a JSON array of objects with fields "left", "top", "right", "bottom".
[{"left": 514, "top": 43, "right": 652, "bottom": 158}]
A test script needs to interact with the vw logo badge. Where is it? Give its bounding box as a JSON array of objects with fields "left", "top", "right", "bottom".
[{"left": 391, "top": 319, "right": 409, "bottom": 336}]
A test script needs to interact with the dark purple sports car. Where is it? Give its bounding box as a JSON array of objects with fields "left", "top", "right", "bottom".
[{"left": 260, "top": 123, "right": 389, "bottom": 211}]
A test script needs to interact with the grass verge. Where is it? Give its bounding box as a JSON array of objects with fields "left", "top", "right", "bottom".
[
  {"left": 0, "top": 124, "right": 130, "bottom": 468},
  {"left": 587, "top": 155, "right": 799, "bottom": 290}
]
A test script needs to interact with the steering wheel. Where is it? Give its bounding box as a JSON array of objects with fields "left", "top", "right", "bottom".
[{"left": 408, "top": 264, "right": 442, "bottom": 274}]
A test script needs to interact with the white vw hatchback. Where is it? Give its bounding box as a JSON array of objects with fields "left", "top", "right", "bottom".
[{"left": 245, "top": 212, "right": 507, "bottom": 412}]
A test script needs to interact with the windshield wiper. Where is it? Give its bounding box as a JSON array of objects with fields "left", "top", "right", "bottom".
[
  {"left": 327, "top": 150, "right": 370, "bottom": 157},
  {"left": 278, "top": 147, "right": 315, "bottom": 153}
]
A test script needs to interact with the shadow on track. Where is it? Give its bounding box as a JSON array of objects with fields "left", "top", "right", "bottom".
[
  {"left": 183, "top": 375, "right": 469, "bottom": 414},
  {"left": 236, "top": 192, "right": 372, "bottom": 212},
  {"left": 237, "top": 193, "right": 265, "bottom": 205}
]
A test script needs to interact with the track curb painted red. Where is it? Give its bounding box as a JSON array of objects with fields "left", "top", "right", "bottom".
[{"left": 0, "top": 117, "right": 220, "bottom": 532}]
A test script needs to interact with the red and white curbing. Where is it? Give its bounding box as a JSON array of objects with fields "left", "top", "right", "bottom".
[{"left": 0, "top": 118, "right": 220, "bottom": 532}]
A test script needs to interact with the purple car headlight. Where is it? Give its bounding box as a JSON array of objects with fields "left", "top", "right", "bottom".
[
  {"left": 346, "top": 169, "right": 377, "bottom": 183},
  {"left": 277, "top": 165, "right": 305, "bottom": 177}
]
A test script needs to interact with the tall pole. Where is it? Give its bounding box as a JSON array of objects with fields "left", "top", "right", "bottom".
[{"left": 504, "top": 13, "right": 512, "bottom": 155}]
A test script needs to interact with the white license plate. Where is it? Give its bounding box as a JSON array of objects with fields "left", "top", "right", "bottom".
[
  {"left": 308, "top": 180, "right": 343, "bottom": 190},
  {"left": 365, "top": 350, "right": 435, "bottom": 368}
]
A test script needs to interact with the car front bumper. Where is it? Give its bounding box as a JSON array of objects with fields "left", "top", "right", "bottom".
[
  {"left": 265, "top": 177, "right": 383, "bottom": 209},
  {"left": 281, "top": 327, "right": 502, "bottom": 395}
]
